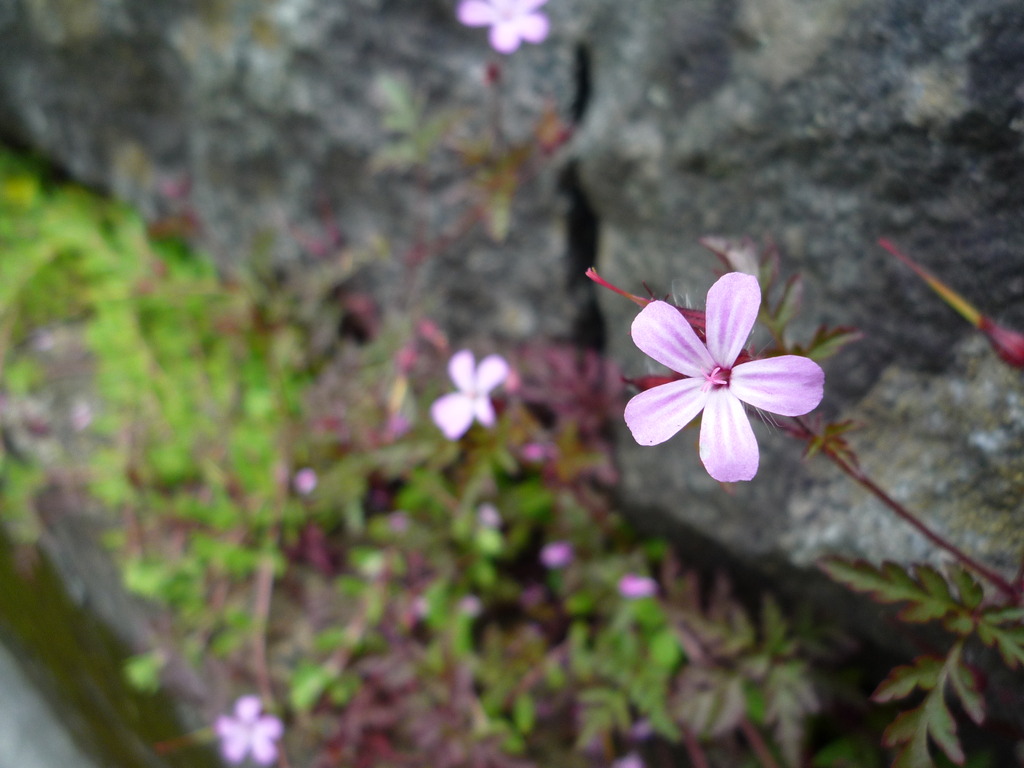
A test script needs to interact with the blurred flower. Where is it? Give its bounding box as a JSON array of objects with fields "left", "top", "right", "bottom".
[
  {"left": 459, "top": 594, "right": 483, "bottom": 617},
  {"left": 618, "top": 573, "right": 657, "bottom": 599},
  {"left": 388, "top": 511, "right": 409, "bottom": 533},
  {"left": 412, "top": 595, "right": 430, "bottom": 620},
  {"left": 457, "top": 0, "right": 550, "bottom": 54},
  {"left": 540, "top": 541, "right": 573, "bottom": 569},
  {"left": 32, "top": 329, "right": 55, "bottom": 351},
  {"left": 431, "top": 349, "right": 509, "bottom": 440},
  {"left": 477, "top": 503, "right": 502, "bottom": 528},
  {"left": 214, "top": 696, "right": 283, "bottom": 766},
  {"left": 70, "top": 400, "right": 93, "bottom": 431},
  {"left": 629, "top": 719, "right": 654, "bottom": 741},
  {"left": 385, "top": 412, "right": 411, "bottom": 440},
  {"left": 521, "top": 442, "right": 556, "bottom": 462},
  {"left": 624, "top": 273, "right": 824, "bottom": 482},
  {"left": 612, "top": 752, "right": 645, "bottom": 768},
  {"left": 293, "top": 467, "right": 317, "bottom": 495},
  {"left": 519, "top": 583, "right": 546, "bottom": 608}
]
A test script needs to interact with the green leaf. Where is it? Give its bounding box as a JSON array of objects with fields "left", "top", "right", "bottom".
[
  {"left": 946, "top": 643, "right": 985, "bottom": 725},
  {"left": 576, "top": 687, "right": 631, "bottom": 749},
  {"left": 290, "top": 660, "right": 338, "bottom": 712},
  {"left": 819, "top": 558, "right": 966, "bottom": 628},
  {"left": 123, "top": 650, "right": 166, "bottom": 694},
  {"left": 872, "top": 655, "right": 943, "bottom": 703},
  {"left": 648, "top": 627, "right": 683, "bottom": 668},
  {"left": 512, "top": 692, "right": 536, "bottom": 734},
  {"left": 948, "top": 565, "right": 984, "bottom": 611},
  {"left": 765, "top": 661, "right": 820, "bottom": 768},
  {"left": 884, "top": 707, "right": 934, "bottom": 768},
  {"left": 798, "top": 325, "right": 863, "bottom": 361},
  {"left": 673, "top": 667, "right": 746, "bottom": 738},
  {"left": 878, "top": 650, "right": 972, "bottom": 768},
  {"left": 975, "top": 619, "right": 1024, "bottom": 670}
]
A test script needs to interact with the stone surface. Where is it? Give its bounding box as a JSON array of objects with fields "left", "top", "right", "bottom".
[
  {"left": 785, "top": 335, "right": 1024, "bottom": 575},
  {"left": 577, "top": 0, "right": 1024, "bottom": 578},
  {"left": 1, "top": 0, "right": 1023, "bottom": 663},
  {"left": 0, "top": 640, "right": 102, "bottom": 768}
]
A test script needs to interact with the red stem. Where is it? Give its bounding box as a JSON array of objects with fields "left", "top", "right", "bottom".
[
  {"left": 681, "top": 727, "right": 711, "bottom": 768},
  {"left": 792, "top": 417, "right": 1019, "bottom": 601},
  {"left": 739, "top": 718, "right": 780, "bottom": 768}
]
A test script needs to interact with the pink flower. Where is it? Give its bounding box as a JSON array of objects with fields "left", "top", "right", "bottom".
[
  {"left": 459, "top": 594, "right": 483, "bottom": 617},
  {"left": 540, "top": 541, "right": 573, "bottom": 569},
  {"left": 477, "top": 503, "right": 502, "bottom": 528},
  {"left": 624, "top": 272, "right": 824, "bottom": 482},
  {"left": 612, "top": 752, "right": 645, "bottom": 768},
  {"left": 618, "top": 573, "right": 658, "bottom": 599},
  {"left": 388, "top": 511, "right": 410, "bottom": 533},
  {"left": 457, "top": 0, "right": 550, "bottom": 54},
  {"left": 214, "top": 696, "right": 283, "bottom": 766},
  {"left": 293, "top": 467, "right": 317, "bottom": 495},
  {"left": 431, "top": 350, "right": 510, "bottom": 440}
]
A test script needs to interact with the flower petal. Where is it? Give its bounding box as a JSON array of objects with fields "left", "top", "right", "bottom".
[
  {"left": 475, "top": 354, "right": 509, "bottom": 393},
  {"left": 699, "top": 390, "right": 758, "bottom": 482},
  {"left": 624, "top": 378, "right": 707, "bottom": 446},
  {"left": 250, "top": 735, "right": 279, "bottom": 766},
  {"left": 431, "top": 393, "right": 475, "bottom": 439},
  {"left": 448, "top": 349, "right": 476, "bottom": 393},
  {"left": 216, "top": 722, "right": 250, "bottom": 764},
  {"left": 490, "top": 22, "right": 522, "bottom": 53},
  {"left": 705, "top": 272, "right": 760, "bottom": 366},
  {"left": 457, "top": 0, "right": 497, "bottom": 26},
  {"left": 473, "top": 393, "right": 497, "bottom": 427},
  {"left": 516, "top": 0, "right": 550, "bottom": 12},
  {"left": 515, "top": 13, "right": 549, "bottom": 43},
  {"left": 235, "top": 695, "right": 263, "bottom": 722},
  {"left": 257, "top": 716, "right": 284, "bottom": 741},
  {"left": 631, "top": 300, "right": 714, "bottom": 377},
  {"left": 729, "top": 355, "right": 824, "bottom": 416}
]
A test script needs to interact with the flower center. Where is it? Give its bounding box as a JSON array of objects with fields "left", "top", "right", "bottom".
[{"left": 701, "top": 365, "right": 730, "bottom": 393}]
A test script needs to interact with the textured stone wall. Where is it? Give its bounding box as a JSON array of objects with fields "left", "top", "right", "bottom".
[{"left": 1, "top": 0, "right": 1023, "bottom": 608}]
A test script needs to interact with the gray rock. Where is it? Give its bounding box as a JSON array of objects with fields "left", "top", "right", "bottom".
[
  {"left": 0, "top": 640, "right": 102, "bottom": 768},
  {"left": 1, "top": 0, "right": 1023, "bottom": 701},
  {"left": 580, "top": 0, "right": 1024, "bottom": 578},
  {"left": 786, "top": 334, "right": 1024, "bottom": 576}
]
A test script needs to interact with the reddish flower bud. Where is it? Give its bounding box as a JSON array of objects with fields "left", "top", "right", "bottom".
[{"left": 979, "top": 316, "right": 1024, "bottom": 368}]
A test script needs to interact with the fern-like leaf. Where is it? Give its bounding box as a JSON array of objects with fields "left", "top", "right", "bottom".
[
  {"left": 873, "top": 642, "right": 982, "bottom": 768},
  {"left": 818, "top": 559, "right": 970, "bottom": 629}
]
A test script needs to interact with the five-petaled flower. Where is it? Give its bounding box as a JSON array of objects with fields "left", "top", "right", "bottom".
[
  {"left": 431, "top": 349, "right": 510, "bottom": 440},
  {"left": 215, "top": 695, "right": 283, "bottom": 766},
  {"left": 624, "top": 272, "right": 824, "bottom": 483},
  {"left": 456, "top": 0, "right": 550, "bottom": 54}
]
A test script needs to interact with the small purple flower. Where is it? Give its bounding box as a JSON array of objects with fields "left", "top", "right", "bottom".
[
  {"left": 612, "top": 752, "right": 645, "bottom": 768},
  {"left": 618, "top": 573, "right": 658, "bottom": 599},
  {"left": 389, "top": 511, "right": 410, "bottom": 533},
  {"left": 293, "top": 467, "right": 317, "bottom": 495},
  {"left": 459, "top": 594, "right": 483, "bottom": 617},
  {"left": 477, "top": 503, "right": 502, "bottom": 529},
  {"left": 430, "top": 349, "right": 509, "bottom": 440},
  {"left": 540, "top": 541, "right": 573, "bottom": 569},
  {"left": 521, "top": 442, "right": 556, "bottom": 462},
  {"left": 214, "top": 696, "right": 283, "bottom": 766},
  {"left": 457, "top": 0, "right": 550, "bottom": 54},
  {"left": 624, "top": 272, "right": 824, "bottom": 482},
  {"left": 412, "top": 595, "right": 430, "bottom": 620}
]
